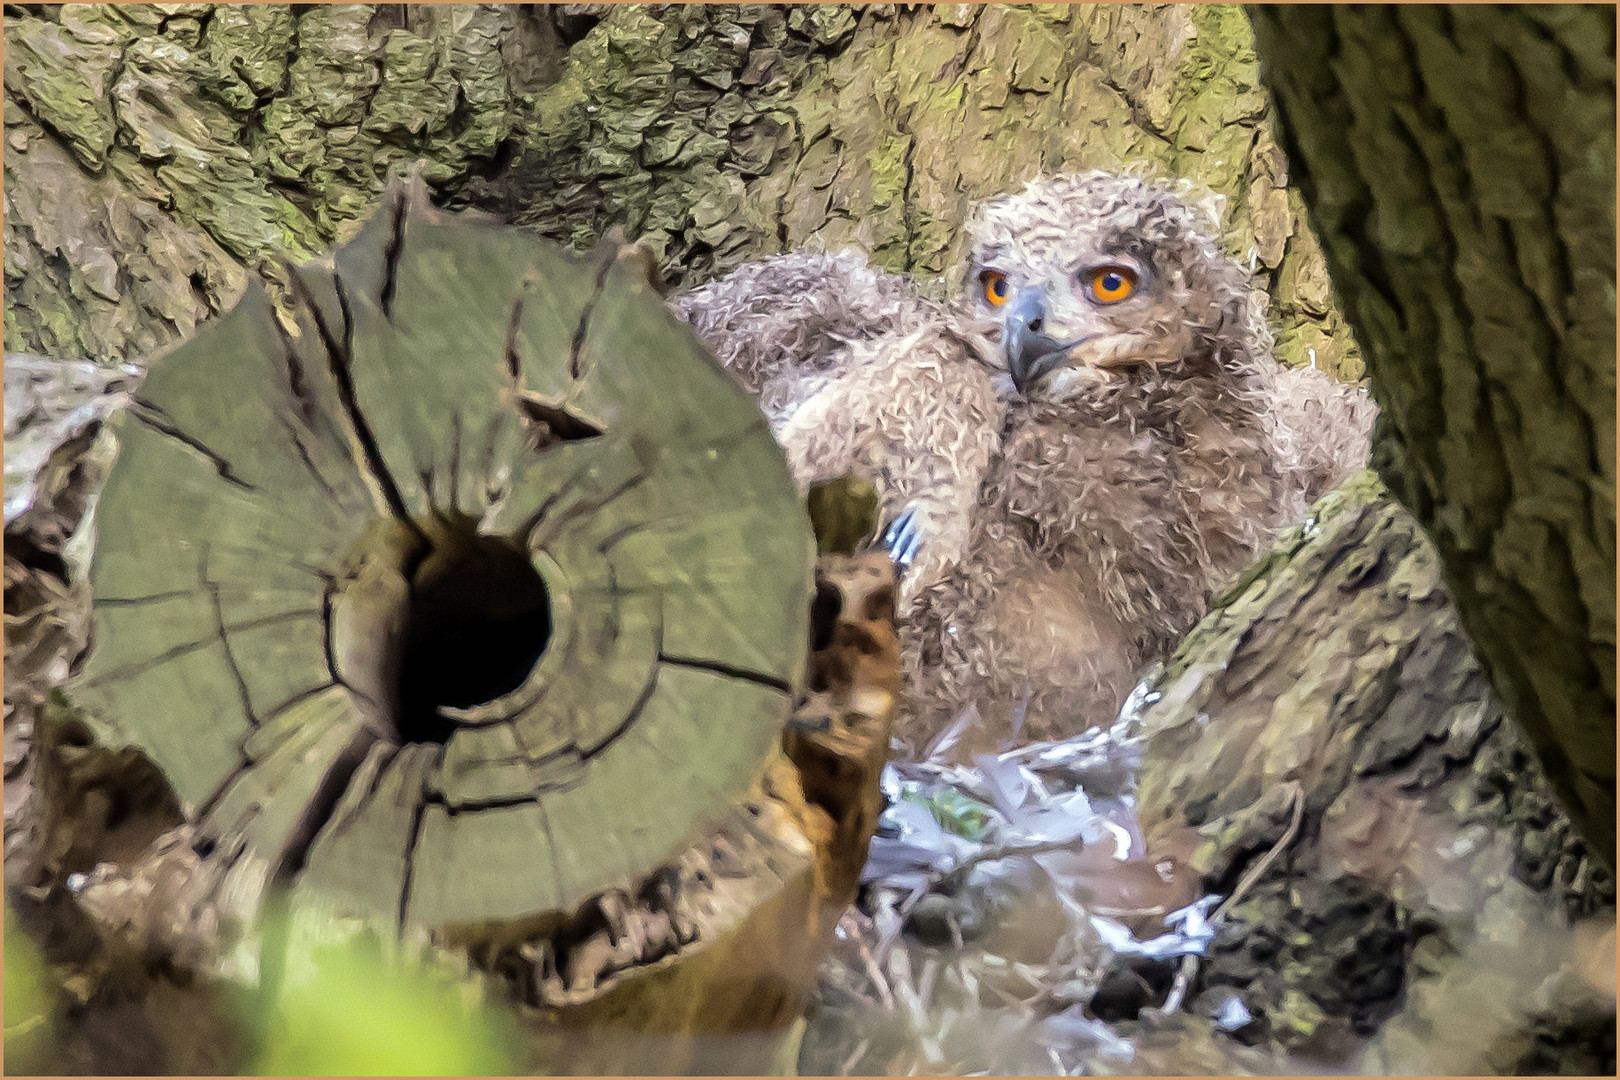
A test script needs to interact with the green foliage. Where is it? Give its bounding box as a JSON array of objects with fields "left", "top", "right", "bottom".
[
  {"left": 248, "top": 932, "right": 519, "bottom": 1077},
  {"left": 3, "top": 903, "right": 54, "bottom": 1073},
  {"left": 903, "top": 787, "right": 996, "bottom": 842}
]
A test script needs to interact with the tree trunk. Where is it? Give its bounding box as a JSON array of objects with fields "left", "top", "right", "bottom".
[
  {"left": 1246, "top": 4, "right": 1617, "bottom": 865},
  {"left": 1134, "top": 474, "right": 1614, "bottom": 1073},
  {"left": 5, "top": 4, "right": 1361, "bottom": 378}
]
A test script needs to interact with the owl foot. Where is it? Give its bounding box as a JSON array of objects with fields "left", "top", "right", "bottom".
[{"left": 877, "top": 505, "right": 925, "bottom": 569}]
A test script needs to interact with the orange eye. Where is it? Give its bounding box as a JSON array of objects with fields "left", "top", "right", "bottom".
[
  {"left": 1086, "top": 266, "right": 1137, "bottom": 304},
  {"left": 980, "top": 269, "right": 1010, "bottom": 307}
]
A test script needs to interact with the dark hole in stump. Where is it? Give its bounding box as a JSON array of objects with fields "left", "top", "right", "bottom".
[
  {"left": 395, "top": 513, "right": 552, "bottom": 745},
  {"left": 809, "top": 578, "right": 842, "bottom": 655}
]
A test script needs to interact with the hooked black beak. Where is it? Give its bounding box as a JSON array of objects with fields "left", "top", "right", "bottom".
[{"left": 1005, "top": 288, "right": 1086, "bottom": 394}]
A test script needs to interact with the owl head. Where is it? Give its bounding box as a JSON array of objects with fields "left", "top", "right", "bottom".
[{"left": 958, "top": 170, "right": 1267, "bottom": 400}]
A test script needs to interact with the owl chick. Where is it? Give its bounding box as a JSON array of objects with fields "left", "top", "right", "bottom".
[{"left": 679, "top": 171, "right": 1373, "bottom": 755}]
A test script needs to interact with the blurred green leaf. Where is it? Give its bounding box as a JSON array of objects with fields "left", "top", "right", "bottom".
[
  {"left": 4, "top": 902, "right": 55, "bottom": 1071},
  {"left": 248, "top": 930, "right": 519, "bottom": 1077},
  {"left": 903, "top": 788, "right": 997, "bottom": 842}
]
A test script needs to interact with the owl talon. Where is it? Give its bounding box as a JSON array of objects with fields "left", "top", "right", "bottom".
[{"left": 878, "top": 507, "right": 925, "bottom": 569}]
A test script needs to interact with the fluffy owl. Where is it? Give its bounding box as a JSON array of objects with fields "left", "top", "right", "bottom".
[{"left": 678, "top": 171, "right": 1373, "bottom": 754}]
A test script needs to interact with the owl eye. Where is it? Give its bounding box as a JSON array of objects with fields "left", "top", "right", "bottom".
[
  {"left": 980, "top": 269, "right": 1010, "bottom": 307},
  {"left": 1085, "top": 266, "right": 1137, "bottom": 304}
]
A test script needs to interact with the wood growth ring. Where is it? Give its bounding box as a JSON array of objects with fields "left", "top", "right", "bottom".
[{"left": 69, "top": 188, "right": 816, "bottom": 941}]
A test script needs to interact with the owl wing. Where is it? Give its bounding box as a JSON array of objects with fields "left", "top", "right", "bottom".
[
  {"left": 674, "top": 251, "right": 940, "bottom": 422},
  {"left": 1260, "top": 362, "right": 1378, "bottom": 523},
  {"left": 773, "top": 323, "right": 1006, "bottom": 605}
]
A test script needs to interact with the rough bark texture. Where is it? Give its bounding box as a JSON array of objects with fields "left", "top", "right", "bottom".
[
  {"left": 1134, "top": 474, "right": 1614, "bottom": 1073},
  {"left": 5, "top": 4, "right": 1360, "bottom": 379},
  {"left": 4, "top": 3, "right": 561, "bottom": 361},
  {"left": 462, "top": 2, "right": 1360, "bottom": 380},
  {"left": 1247, "top": 5, "right": 1617, "bottom": 864}
]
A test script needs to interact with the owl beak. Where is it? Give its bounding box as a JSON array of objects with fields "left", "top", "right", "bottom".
[{"left": 1006, "top": 289, "right": 1085, "bottom": 394}]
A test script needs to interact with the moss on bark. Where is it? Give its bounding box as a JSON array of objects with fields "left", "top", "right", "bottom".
[
  {"left": 1135, "top": 475, "right": 1613, "bottom": 1069},
  {"left": 7, "top": 4, "right": 1360, "bottom": 379}
]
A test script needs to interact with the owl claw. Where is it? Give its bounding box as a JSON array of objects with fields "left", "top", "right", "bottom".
[{"left": 878, "top": 507, "right": 925, "bottom": 569}]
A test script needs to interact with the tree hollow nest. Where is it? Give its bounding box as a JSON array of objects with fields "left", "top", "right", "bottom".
[{"left": 62, "top": 185, "right": 898, "bottom": 1072}]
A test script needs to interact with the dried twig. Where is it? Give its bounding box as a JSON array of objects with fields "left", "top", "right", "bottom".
[
  {"left": 1158, "top": 781, "right": 1306, "bottom": 1015},
  {"left": 929, "top": 837, "right": 1081, "bottom": 890}
]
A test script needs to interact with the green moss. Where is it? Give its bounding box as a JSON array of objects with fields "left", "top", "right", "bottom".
[{"left": 5, "top": 22, "right": 121, "bottom": 169}]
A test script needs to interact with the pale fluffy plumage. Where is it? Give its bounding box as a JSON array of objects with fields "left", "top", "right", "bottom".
[
  {"left": 675, "top": 252, "right": 945, "bottom": 419},
  {"left": 677, "top": 253, "right": 1005, "bottom": 591},
  {"left": 678, "top": 171, "right": 1374, "bottom": 755}
]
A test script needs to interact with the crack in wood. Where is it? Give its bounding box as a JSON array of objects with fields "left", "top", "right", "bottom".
[
  {"left": 513, "top": 469, "right": 587, "bottom": 549},
  {"left": 596, "top": 519, "right": 653, "bottom": 555},
  {"left": 568, "top": 244, "right": 619, "bottom": 380},
  {"left": 507, "top": 280, "right": 608, "bottom": 453},
  {"left": 80, "top": 608, "right": 320, "bottom": 689},
  {"left": 579, "top": 628, "right": 665, "bottom": 760},
  {"left": 330, "top": 742, "right": 403, "bottom": 840},
  {"left": 284, "top": 265, "right": 428, "bottom": 547},
  {"left": 275, "top": 409, "right": 342, "bottom": 504},
  {"left": 447, "top": 412, "right": 463, "bottom": 510},
  {"left": 504, "top": 294, "right": 527, "bottom": 382},
  {"left": 536, "top": 797, "right": 567, "bottom": 911},
  {"left": 258, "top": 681, "right": 341, "bottom": 727},
  {"left": 267, "top": 293, "right": 321, "bottom": 426},
  {"left": 201, "top": 542, "right": 260, "bottom": 728},
  {"left": 130, "top": 398, "right": 257, "bottom": 492},
  {"left": 272, "top": 724, "right": 385, "bottom": 884},
  {"left": 425, "top": 789, "right": 543, "bottom": 815},
  {"left": 478, "top": 409, "right": 510, "bottom": 509},
  {"left": 319, "top": 578, "right": 342, "bottom": 691},
  {"left": 93, "top": 589, "right": 198, "bottom": 607},
  {"left": 378, "top": 188, "right": 409, "bottom": 321},
  {"left": 530, "top": 464, "right": 654, "bottom": 551},
  {"left": 657, "top": 653, "right": 793, "bottom": 695},
  {"left": 418, "top": 463, "right": 437, "bottom": 508},
  {"left": 396, "top": 744, "right": 445, "bottom": 932},
  {"left": 515, "top": 393, "right": 606, "bottom": 452},
  {"left": 192, "top": 753, "right": 253, "bottom": 832}
]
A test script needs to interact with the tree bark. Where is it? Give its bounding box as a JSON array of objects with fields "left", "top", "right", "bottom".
[
  {"left": 1246, "top": 4, "right": 1617, "bottom": 864},
  {"left": 4, "top": 4, "right": 1361, "bottom": 379},
  {"left": 3, "top": 3, "right": 561, "bottom": 362},
  {"left": 1134, "top": 474, "right": 1614, "bottom": 1072},
  {"left": 460, "top": 2, "right": 1363, "bottom": 380}
]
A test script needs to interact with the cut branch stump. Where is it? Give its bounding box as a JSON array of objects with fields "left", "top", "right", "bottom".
[{"left": 54, "top": 187, "right": 897, "bottom": 1072}]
